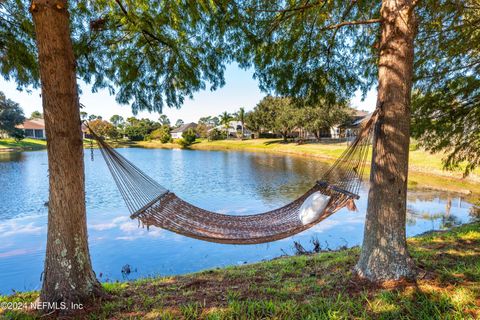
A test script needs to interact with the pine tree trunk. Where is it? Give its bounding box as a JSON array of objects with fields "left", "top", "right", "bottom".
[
  {"left": 355, "top": 0, "right": 418, "bottom": 281},
  {"left": 30, "top": 0, "right": 102, "bottom": 310}
]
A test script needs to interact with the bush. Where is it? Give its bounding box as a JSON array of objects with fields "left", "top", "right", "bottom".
[
  {"left": 10, "top": 128, "right": 25, "bottom": 142},
  {"left": 124, "top": 125, "right": 146, "bottom": 141},
  {"left": 106, "top": 126, "right": 121, "bottom": 141},
  {"left": 207, "top": 128, "right": 226, "bottom": 141},
  {"left": 150, "top": 125, "right": 171, "bottom": 143},
  {"left": 182, "top": 128, "right": 196, "bottom": 145},
  {"left": 195, "top": 123, "right": 209, "bottom": 138},
  {"left": 177, "top": 138, "right": 190, "bottom": 148}
]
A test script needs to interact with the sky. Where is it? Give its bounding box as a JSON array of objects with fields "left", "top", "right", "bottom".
[{"left": 1, "top": 63, "right": 377, "bottom": 124}]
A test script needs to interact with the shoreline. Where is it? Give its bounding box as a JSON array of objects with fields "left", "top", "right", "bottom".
[
  {"left": 2, "top": 138, "right": 479, "bottom": 199},
  {"left": 2, "top": 222, "right": 479, "bottom": 319},
  {"left": 134, "top": 139, "right": 480, "bottom": 198}
]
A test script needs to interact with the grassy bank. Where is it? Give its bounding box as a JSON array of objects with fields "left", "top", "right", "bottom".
[
  {"left": 0, "top": 139, "right": 46, "bottom": 152},
  {"left": 2, "top": 223, "right": 479, "bottom": 319},
  {"left": 139, "top": 138, "right": 479, "bottom": 176},
  {"left": 3, "top": 137, "right": 480, "bottom": 198},
  {"left": 136, "top": 138, "right": 480, "bottom": 198}
]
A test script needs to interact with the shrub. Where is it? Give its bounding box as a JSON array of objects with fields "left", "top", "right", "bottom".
[
  {"left": 150, "top": 125, "right": 171, "bottom": 143},
  {"left": 177, "top": 138, "right": 190, "bottom": 148},
  {"left": 10, "top": 128, "right": 25, "bottom": 142},
  {"left": 124, "top": 126, "right": 145, "bottom": 141},
  {"left": 106, "top": 126, "right": 121, "bottom": 141},
  {"left": 207, "top": 128, "right": 225, "bottom": 141},
  {"left": 182, "top": 128, "right": 196, "bottom": 145},
  {"left": 195, "top": 123, "right": 209, "bottom": 139}
]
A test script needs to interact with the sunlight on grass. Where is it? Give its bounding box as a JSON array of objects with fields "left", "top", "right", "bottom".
[
  {"left": 0, "top": 138, "right": 46, "bottom": 150},
  {"left": 132, "top": 138, "right": 480, "bottom": 199},
  {"left": 2, "top": 223, "right": 478, "bottom": 319}
]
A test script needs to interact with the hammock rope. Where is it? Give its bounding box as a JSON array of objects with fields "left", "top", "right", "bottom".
[{"left": 86, "top": 108, "right": 379, "bottom": 244}]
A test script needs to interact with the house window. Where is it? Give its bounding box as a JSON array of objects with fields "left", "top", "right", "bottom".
[
  {"left": 34, "top": 129, "right": 44, "bottom": 138},
  {"left": 24, "top": 129, "right": 34, "bottom": 137}
]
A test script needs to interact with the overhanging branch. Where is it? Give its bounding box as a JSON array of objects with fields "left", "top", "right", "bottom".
[{"left": 320, "top": 18, "right": 381, "bottom": 31}]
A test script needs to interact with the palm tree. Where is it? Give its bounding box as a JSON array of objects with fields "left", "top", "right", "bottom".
[
  {"left": 236, "top": 107, "right": 246, "bottom": 138},
  {"left": 110, "top": 114, "right": 124, "bottom": 127},
  {"left": 219, "top": 111, "right": 233, "bottom": 138},
  {"left": 158, "top": 114, "right": 170, "bottom": 126}
]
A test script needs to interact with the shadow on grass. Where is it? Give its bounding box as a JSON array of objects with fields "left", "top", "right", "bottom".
[
  {"left": 263, "top": 138, "right": 349, "bottom": 146},
  {"left": 2, "top": 223, "right": 479, "bottom": 319}
]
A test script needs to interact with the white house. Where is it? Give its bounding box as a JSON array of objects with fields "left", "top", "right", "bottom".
[
  {"left": 209, "top": 120, "right": 251, "bottom": 137},
  {"left": 171, "top": 122, "right": 197, "bottom": 139},
  {"left": 16, "top": 119, "right": 46, "bottom": 139}
]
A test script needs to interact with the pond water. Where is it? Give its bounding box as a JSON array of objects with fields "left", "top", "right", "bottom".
[{"left": 0, "top": 148, "right": 477, "bottom": 294}]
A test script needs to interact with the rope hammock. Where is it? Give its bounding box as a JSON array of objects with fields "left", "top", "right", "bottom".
[{"left": 87, "top": 109, "right": 379, "bottom": 244}]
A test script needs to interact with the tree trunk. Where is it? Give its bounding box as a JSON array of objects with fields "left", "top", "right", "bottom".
[
  {"left": 30, "top": 0, "right": 102, "bottom": 311},
  {"left": 355, "top": 0, "right": 417, "bottom": 281}
]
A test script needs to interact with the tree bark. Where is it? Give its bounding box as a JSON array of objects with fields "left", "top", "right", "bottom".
[
  {"left": 30, "top": 0, "right": 102, "bottom": 311},
  {"left": 355, "top": 0, "right": 418, "bottom": 281}
]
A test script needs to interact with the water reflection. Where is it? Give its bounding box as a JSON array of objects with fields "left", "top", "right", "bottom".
[
  {"left": 0, "top": 152, "right": 26, "bottom": 163},
  {"left": 468, "top": 204, "right": 480, "bottom": 220},
  {"left": 0, "top": 148, "right": 477, "bottom": 294}
]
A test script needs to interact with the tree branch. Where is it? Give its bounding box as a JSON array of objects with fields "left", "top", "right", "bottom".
[
  {"left": 320, "top": 18, "right": 381, "bottom": 31},
  {"left": 113, "top": 0, "right": 171, "bottom": 48},
  {"left": 256, "top": 0, "right": 323, "bottom": 13}
]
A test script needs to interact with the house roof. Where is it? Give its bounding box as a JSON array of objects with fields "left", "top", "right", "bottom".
[
  {"left": 338, "top": 109, "right": 371, "bottom": 128},
  {"left": 352, "top": 109, "right": 369, "bottom": 118},
  {"left": 16, "top": 119, "right": 45, "bottom": 130},
  {"left": 171, "top": 122, "right": 197, "bottom": 133},
  {"left": 352, "top": 113, "right": 372, "bottom": 126}
]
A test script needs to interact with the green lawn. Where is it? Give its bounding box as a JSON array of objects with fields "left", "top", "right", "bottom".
[
  {"left": 135, "top": 138, "right": 480, "bottom": 198},
  {"left": 2, "top": 223, "right": 479, "bottom": 319},
  {"left": 138, "top": 138, "right": 477, "bottom": 174},
  {"left": 2, "top": 137, "right": 479, "bottom": 198},
  {"left": 0, "top": 138, "right": 46, "bottom": 151}
]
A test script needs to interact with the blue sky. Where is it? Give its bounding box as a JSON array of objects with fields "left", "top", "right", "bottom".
[{"left": 1, "top": 63, "right": 377, "bottom": 123}]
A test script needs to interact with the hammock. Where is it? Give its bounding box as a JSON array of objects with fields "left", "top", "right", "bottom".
[{"left": 88, "top": 110, "right": 379, "bottom": 244}]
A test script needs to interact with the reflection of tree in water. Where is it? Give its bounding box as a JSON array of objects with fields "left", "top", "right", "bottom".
[
  {"left": 0, "top": 152, "right": 25, "bottom": 162},
  {"left": 440, "top": 214, "right": 462, "bottom": 229},
  {"left": 470, "top": 206, "right": 480, "bottom": 222},
  {"left": 406, "top": 207, "right": 444, "bottom": 227},
  {"left": 406, "top": 197, "right": 461, "bottom": 229},
  {"left": 407, "top": 190, "right": 459, "bottom": 202},
  {"left": 247, "top": 153, "right": 331, "bottom": 204}
]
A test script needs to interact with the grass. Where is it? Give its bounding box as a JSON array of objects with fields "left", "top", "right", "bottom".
[
  {"left": 0, "top": 138, "right": 46, "bottom": 151},
  {"left": 4, "top": 137, "right": 480, "bottom": 195},
  {"left": 1, "top": 223, "right": 479, "bottom": 319},
  {"left": 137, "top": 138, "right": 480, "bottom": 175},
  {"left": 135, "top": 138, "right": 480, "bottom": 198}
]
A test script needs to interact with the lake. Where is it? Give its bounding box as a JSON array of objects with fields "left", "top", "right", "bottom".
[{"left": 0, "top": 148, "right": 476, "bottom": 294}]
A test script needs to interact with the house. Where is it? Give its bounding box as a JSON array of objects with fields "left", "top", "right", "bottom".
[
  {"left": 318, "top": 109, "right": 370, "bottom": 139},
  {"left": 81, "top": 123, "right": 91, "bottom": 139},
  {"left": 171, "top": 122, "right": 197, "bottom": 139},
  {"left": 16, "top": 119, "right": 94, "bottom": 140},
  {"left": 16, "top": 119, "right": 46, "bottom": 139},
  {"left": 295, "top": 109, "right": 370, "bottom": 140},
  {"left": 209, "top": 121, "right": 251, "bottom": 138},
  {"left": 340, "top": 110, "right": 371, "bottom": 139}
]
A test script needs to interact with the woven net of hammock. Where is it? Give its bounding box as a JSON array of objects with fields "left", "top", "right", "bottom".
[{"left": 88, "top": 110, "right": 378, "bottom": 244}]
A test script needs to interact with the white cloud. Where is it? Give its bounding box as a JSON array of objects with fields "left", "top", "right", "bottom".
[
  {"left": 0, "top": 248, "right": 38, "bottom": 258},
  {"left": 89, "top": 222, "right": 117, "bottom": 231},
  {"left": 0, "top": 221, "right": 44, "bottom": 238}
]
